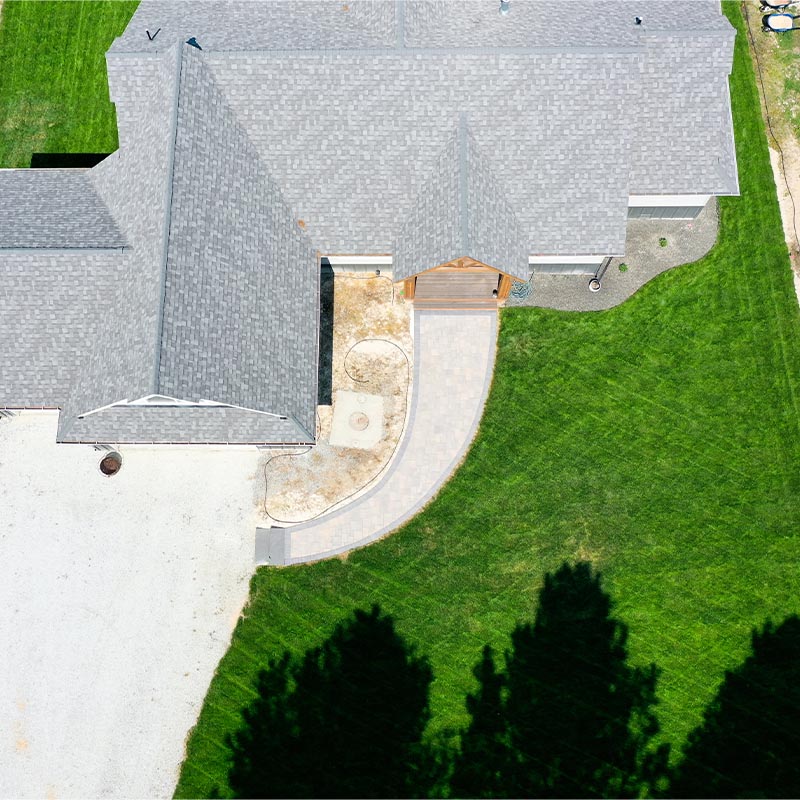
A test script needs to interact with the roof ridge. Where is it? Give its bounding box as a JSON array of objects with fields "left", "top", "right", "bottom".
[
  {"left": 458, "top": 114, "right": 469, "bottom": 255},
  {"left": 152, "top": 41, "right": 185, "bottom": 395}
]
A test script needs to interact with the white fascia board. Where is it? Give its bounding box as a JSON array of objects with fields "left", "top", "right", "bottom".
[
  {"left": 124, "top": 394, "right": 196, "bottom": 406},
  {"left": 628, "top": 194, "right": 711, "bottom": 207},
  {"left": 78, "top": 399, "right": 129, "bottom": 418},
  {"left": 117, "top": 396, "right": 290, "bottom": 419},
  {"left": 528, "top": 255, "right": 606, "bottom": 265},
  {"left": 323, "top": 255, "right": 393, "bottom": 265}
]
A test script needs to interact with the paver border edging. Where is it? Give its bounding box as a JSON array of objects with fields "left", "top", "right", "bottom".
[{"left": 257, "top": 309, "right": 498, "bottom": 566}]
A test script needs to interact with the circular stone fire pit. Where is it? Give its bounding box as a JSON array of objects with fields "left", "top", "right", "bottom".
[
  {"left": 349, "top": 411, "right": 370, "bottom": 432},
  {"left": 99, "top": 451, "right": 123, "bottom": 477}
]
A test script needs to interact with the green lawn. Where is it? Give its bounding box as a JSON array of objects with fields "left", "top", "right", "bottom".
[
  {"left": 0, "top": 0, "right": 138, "bottom": 168},
  {"left": 176, "top": 5, "right": 800, "bottom": 796}
]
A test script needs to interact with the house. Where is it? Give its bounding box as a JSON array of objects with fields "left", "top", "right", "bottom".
[{"left": 0, "top": 0, "right": 738, "bottom": 446}]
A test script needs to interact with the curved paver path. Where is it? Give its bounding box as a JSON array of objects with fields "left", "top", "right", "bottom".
[{"left": 256, "top": 310, "right": 498, "bottom": 565}]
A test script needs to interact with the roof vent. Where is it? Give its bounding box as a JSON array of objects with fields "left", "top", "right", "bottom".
[
  {"left": 186, "top": 36, "right": 202, "bottom": 50},
  {"left": 634, "top": 16, "right": 643, "bottom": 25},
  {"left": 499, "top": 0, "right": 510, "bottom": 15}
]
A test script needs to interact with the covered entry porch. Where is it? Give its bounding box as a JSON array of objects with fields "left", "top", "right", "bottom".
[{"left": 402, "top": 258, "right": 515, "bottom": 309}]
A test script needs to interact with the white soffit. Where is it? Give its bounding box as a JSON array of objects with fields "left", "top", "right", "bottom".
[{"left": 628, "top": 194, "right": 711, "bottom": 207}]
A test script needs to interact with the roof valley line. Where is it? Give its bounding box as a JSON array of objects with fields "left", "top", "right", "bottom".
[{"left": 0, "top": 0, "right": 738, "bottom": 446}]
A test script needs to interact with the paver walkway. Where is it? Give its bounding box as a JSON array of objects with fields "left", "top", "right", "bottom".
[{"left": 256, "top": 310, "right": 497, "bottom": 565}]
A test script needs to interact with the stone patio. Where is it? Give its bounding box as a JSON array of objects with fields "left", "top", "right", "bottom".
[{"left": 506, "top": 199, "right": 720, "bottom": 312}]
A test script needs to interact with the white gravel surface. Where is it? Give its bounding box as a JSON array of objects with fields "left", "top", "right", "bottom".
[{"left": 0, "top": 411, "right": 261, "bottom": 799}]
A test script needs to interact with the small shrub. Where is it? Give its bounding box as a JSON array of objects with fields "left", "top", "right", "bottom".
[
  {"left": 618, "top": 263, "right": 628, "bottom": 273},
  {"left": 659, "top": 237, "right": 668, "bottom": 247}
]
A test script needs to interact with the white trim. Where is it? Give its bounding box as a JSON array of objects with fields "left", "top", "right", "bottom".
[
  {"left": 120, "top": 396, "right": 292, "bottom": 420},
  {"left": 78, "top": 399, "right": 130, "bottom": 418},
  {"left": 125, "top": 394, "right": 209, "bottom": 407},
  {"left": 628, "top": 194, "right": 711, "bottom": 207},
  {"left": 323, "top": 255, "right": 393, "bottom": 265},
  {"left": 723, "top": 74, "right": 741, "bottom": 197},
  {"left": 527, "top": 255, "right": 606, "bottom": 265}
]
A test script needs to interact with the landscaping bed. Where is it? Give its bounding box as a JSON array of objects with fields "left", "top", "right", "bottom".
[{"left": 258, "top": 272, "right": 413, "bottom": 524}]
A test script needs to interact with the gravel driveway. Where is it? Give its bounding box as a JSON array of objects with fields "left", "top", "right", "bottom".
[{"left": 0, "top": 411, "right": 260, "bottom": 798}]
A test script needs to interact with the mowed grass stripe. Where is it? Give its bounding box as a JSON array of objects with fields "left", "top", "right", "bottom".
[{"left": 0, "top": 0, "right": 138, "bottom": 167}]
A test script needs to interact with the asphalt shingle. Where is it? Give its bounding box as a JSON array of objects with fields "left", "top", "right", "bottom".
[
  {"left": 156, "top": 46, "right": 319, "bottom": 436},
  {"left": 393, "top": 119, "right": 528, "bottom": 280},
  {"left": 0, "top": 170, "right": 126, "bottom": 249}
]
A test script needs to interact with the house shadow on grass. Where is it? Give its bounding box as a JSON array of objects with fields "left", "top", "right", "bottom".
[{"left": 30, "top": 153, "right": 110, "bottom": 168}]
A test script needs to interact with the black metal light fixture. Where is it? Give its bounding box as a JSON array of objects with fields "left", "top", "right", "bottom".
[{"left": 500, "top": 0, "right": 511, "bottom": 16}]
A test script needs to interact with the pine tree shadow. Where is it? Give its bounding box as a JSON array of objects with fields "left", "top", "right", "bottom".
[
  {"left": 673, "top": 615, "right": 800, "bottom": 799},
  {"left": 225, "top": 604, "right": 437, "bottom": 799},
  {"left": 452, "top": 561, "right": 668, "bottom": 799}
]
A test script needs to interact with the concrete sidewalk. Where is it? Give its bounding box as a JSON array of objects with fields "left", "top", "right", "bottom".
[{"left": 257, "top": 310, "right": 498, "bottom": 565}]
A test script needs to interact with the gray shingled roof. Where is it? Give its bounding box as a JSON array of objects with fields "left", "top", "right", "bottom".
[
  {"left": 156, "top": 46, "right": 319, "bottom": 437},
  {"left": 207, "top": 48, "right": 642, "bottom": 259},
  {"left": 55, "top": 45, "right": 184, "bottom": 442},
  {"left": 393, "top": 127, "right": 461, "bottom": 281},
  {"left": 403, "top": 0, "right": 732, "bottom": 47},
  {"left": 0, "top": 170, "right": 126, "bottom": 249},
  {"left": 393, "top": 118, "right": 528, "bottom": 281},
  {"left": 1, "top": 42, "right": 318, "bottom": 445},
  {"left": 112, "top": 0, "right": 738, "bottom": 235},
  {"left": 630, "top": 31, "right": 738, "bottom": 194},
  {"left": 110, "top": 0, "right": 397, "bottom": 53},
  {"left": 196, "top": 4, "right": 733, "bottom": 262},
  {"left": 463, "top": 124, "right": 528, "bottom": 279},
  {"left": 0, "top": 250, "right": 123, "bottom": 407},
  {"left": 113, "top": 0, "right": 732, "bottom": 52}
]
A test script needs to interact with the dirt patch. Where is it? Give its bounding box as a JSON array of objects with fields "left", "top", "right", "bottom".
[
  {"left": 745, "top": 1, "right": 800, "bottom": 305},
  {"left": 768, "top": 141, "right": 800, "bottom": 297},
  {"left": 257, "top": 273, "right": 413, "bottom": 524}
]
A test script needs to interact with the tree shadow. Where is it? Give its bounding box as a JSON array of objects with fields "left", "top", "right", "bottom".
[
  {"left": 226, "top": 604, "right": 436, "bottom": 799},
  {"left": 672, "top": 615, "right": 800, "bottom": 799},
  {"left": 452, "top": 562, "right": 668, "bottom": 799}
]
